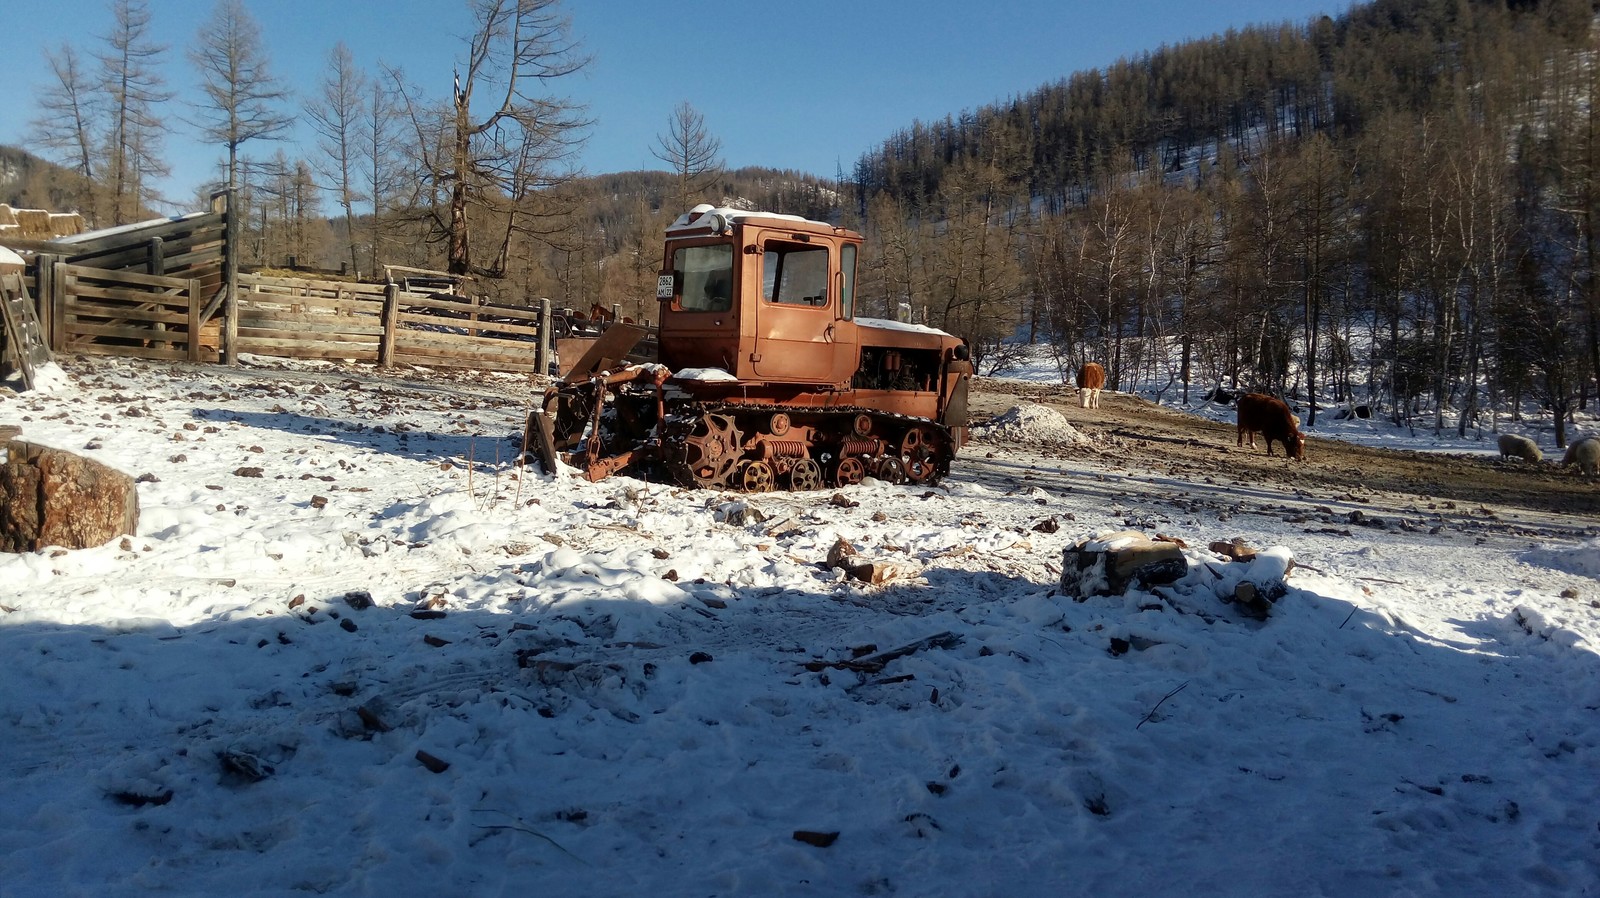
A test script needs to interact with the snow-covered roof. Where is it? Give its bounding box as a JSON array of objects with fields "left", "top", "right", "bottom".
[
  {"left": 47, "top": 211, "right": 210, "bottom": 245},
  {"left": 666, "top": 203, "right": 828, "bottom": 235}
]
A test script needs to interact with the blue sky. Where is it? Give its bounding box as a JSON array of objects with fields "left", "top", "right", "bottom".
[{"left": 1, "top": 0, "right": 1349, "bottom": 210}]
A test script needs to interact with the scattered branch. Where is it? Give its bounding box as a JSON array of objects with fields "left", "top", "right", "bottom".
[{"left": 1136, "top": 680, "right": 1189, "bottom": 729}]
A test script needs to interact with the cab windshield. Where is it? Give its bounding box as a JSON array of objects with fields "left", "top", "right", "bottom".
[{"left": 672, "top": 243, "right": 733, "bottom": 312}]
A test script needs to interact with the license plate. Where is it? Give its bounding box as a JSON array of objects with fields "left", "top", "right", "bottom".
[{"left": 656, "top": 275, "right": 674, "bottom": 299}]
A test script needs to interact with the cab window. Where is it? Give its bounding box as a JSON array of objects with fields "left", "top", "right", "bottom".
[
  {"left": 840, "top": 244, "right": 857, "bottom": 319},
  {"left": 762, "top": 241, "right": 829, "bottom": 307},
  {"left": 673, "top": 244, "right": 733, "bottom": 312}
]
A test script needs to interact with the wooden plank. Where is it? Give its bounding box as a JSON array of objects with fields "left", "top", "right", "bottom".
[
  {"left": 241, "top": 293, "right": 383, "bottom": 313},
  {"left": 235, "top": 340, "right": 380, "bottom": 361},
  {"left": 60, "top": 264, "right": 193, "bottom": 290},
  {"left": 159, "top": 245, "right": 226, "bottom": 271},
  {"left": 391, "top": 350, "right": 541, "bottom": 373},
  {"left": 395, "top": 330, "right": 539, "bottom": 353},
  {"left": 394, "top": 333, "right": 537, "bottom": 357},
  {"left": 397, "top": 294, "right": 541, "bottom": 319},
  {"left": 187, "top": 279, "right": 201, "bottom": 362},
  {"left": 72, "top": 342, "right": 189, "bottom": 361},
  {"left": 241, "top": 273, "right": 386, "bottom": 295},
  {"left": 237, "top": 309, "right": 385, "bottom": 328},
  {"left": 237, "top": 322, "right": 385, "bottom": 339},
  {"left": 68, "top": 321, "right": 197, "bottom": 343},
  {"left": 397, "top": 312, "right": 543, "bottom": 339},
  {"left": 67, "top": 285, "right": 188, "bottom": 307},
  {"left": 66, "top": 302, "right": 194, "bottom": 325},
  {"left": 236, "top": 334, "right": 380, "bottom": 350}
]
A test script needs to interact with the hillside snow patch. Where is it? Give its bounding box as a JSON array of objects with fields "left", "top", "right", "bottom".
[{"left": 972, "top": 403, "right": 1090, "bottom": 446}]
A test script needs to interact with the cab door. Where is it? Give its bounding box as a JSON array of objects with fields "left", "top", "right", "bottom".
[{"left": 749, "top": 231, "right": 854, "bottom": 384}]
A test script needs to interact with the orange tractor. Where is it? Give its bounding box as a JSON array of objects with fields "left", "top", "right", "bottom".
[{"left": 529, "top": 205, "right": 972, "bottom": 490}]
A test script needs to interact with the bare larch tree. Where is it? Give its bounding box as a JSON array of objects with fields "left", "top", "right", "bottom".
[
  {"left": 394, "top": 0, "right": 589, "bottom": 278},
  {"left": 653, "top": 101, "right": 724, "bottom": 213},
  {"left": 307, "top": 42, "right": 369, "bottom": 274},
  {"left": 98, "top": 0, "right": 171, "bottom": 224},
  {"left": 188, "top": 0, "right": 292, "bottom": 192}
]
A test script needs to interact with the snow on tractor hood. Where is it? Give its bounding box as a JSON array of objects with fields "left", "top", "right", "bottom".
[{"left": 856, "top": 316, "right": 957, "bottom": 339}]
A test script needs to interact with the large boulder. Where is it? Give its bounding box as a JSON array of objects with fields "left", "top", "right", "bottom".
[{"left": 0, "top": 439, "right": 139, "bottom": 552}]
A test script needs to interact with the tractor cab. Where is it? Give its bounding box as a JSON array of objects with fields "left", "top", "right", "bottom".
[{"left": 656, "top": 205, "right": 860, "bottom": 388}]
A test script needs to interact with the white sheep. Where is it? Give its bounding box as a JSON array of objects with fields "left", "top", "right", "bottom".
[
  {"left": 1497, "top": 433, "right": 1542, "bottom": 463},
  {"left": 1562, "top": 436, "right": 1599, "bottom": 476}
]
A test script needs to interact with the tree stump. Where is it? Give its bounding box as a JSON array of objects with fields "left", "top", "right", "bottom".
[
  {"left": 0, "top": 439, "right": 139, "bottom": 552},
  {"left": 1060, "top": 530, "right": 1187, "bottom": 598}
]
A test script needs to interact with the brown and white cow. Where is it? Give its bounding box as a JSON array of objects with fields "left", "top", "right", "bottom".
[
  {"left": 1236, "top": 393, "right": 1305, "bottom": 460},
  {"left": 1077, "top": 362, "right": 1105, "bottom": 409}
]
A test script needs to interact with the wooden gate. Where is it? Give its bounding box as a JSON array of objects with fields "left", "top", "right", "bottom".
[{"left": 54, "top": 264, "right": 215, "bottom": 362}]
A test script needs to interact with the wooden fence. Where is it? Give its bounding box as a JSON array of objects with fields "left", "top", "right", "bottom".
[
  {"left": 235, "top": 273, "right": 563, "bottom": 373},
  {"left": 3, "top": 196, "right": 654, "bottom": 377}
]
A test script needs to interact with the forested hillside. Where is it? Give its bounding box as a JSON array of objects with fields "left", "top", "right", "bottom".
[{"left": 845, "top": 0, "right": 1600, "bottom": 444}]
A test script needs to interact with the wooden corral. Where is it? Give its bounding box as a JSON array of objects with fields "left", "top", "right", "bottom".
[{"left": 2, "top": 196, "right": 654, "bottom": 377}]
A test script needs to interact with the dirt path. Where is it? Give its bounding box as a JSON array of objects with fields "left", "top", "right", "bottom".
[{"left": 967, "top": 378, "right": 1600, "bottom": 541}]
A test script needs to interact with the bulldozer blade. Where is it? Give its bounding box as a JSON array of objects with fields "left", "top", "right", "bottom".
[{"left": 562, "top": 323, "right": 648, "bottom": 382}]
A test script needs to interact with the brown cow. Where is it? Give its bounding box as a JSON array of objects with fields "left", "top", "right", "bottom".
[
  {"left": 1236, "top": 393, "right": 1305, "bottom": 460},
  {"left": 1077, "top": 362, "right": 1105, "bottom": 409}
]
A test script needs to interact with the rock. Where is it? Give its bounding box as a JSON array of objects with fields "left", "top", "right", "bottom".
[
  {"left": 1060, "top": 530, "right": 1187, "bottom": 598},
  {"left": 826, "top": 537, "right": 858, "bottom": 568},
  {"left": 0, "top": 440, "right": 140, "bottom": 552},
  {"left": 218, "top": 748, "right": 274, "bottom": 783},
  {"left": 415, "top": 750, "right": 450, "bottom": 774},
  {"left": 716, "top": 501, "right": 767, "bottom": 526}
]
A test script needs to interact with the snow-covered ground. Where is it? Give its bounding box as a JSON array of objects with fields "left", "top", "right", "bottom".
[{"left": 2, "top": 356, "right": 1599, "bottom": 897}]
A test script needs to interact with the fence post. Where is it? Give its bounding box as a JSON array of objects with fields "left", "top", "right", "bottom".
[
  {"left": 149, "top": 236, "right": 165, "bottom": 276},
  {"left": 187, "top": 278, "right": 202, "bottom": 362},
  {"left": 611, "top": 303, "right": 622, "bottom": 324},
  {"left": 50, "top": 258, "right": 67, "bottom": 352},
  {"left": 380, "top": 281, "right": 399, "bottom": 368},
  {"left": 538, "top": 297, "right": 552, "bottom": 377},
  {"left": 469, "top": 293, "right": 480, "bottom": 337},
  {"left": 33, "top": 254, "right": 55, "bottom": 349},
  {"left": 222, "top": 188, "right": 240, "bottom": 365}
]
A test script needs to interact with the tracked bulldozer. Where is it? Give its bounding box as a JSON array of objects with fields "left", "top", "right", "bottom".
[{"left": 528, "top": 205, "right": 972, "bottom": 490}]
